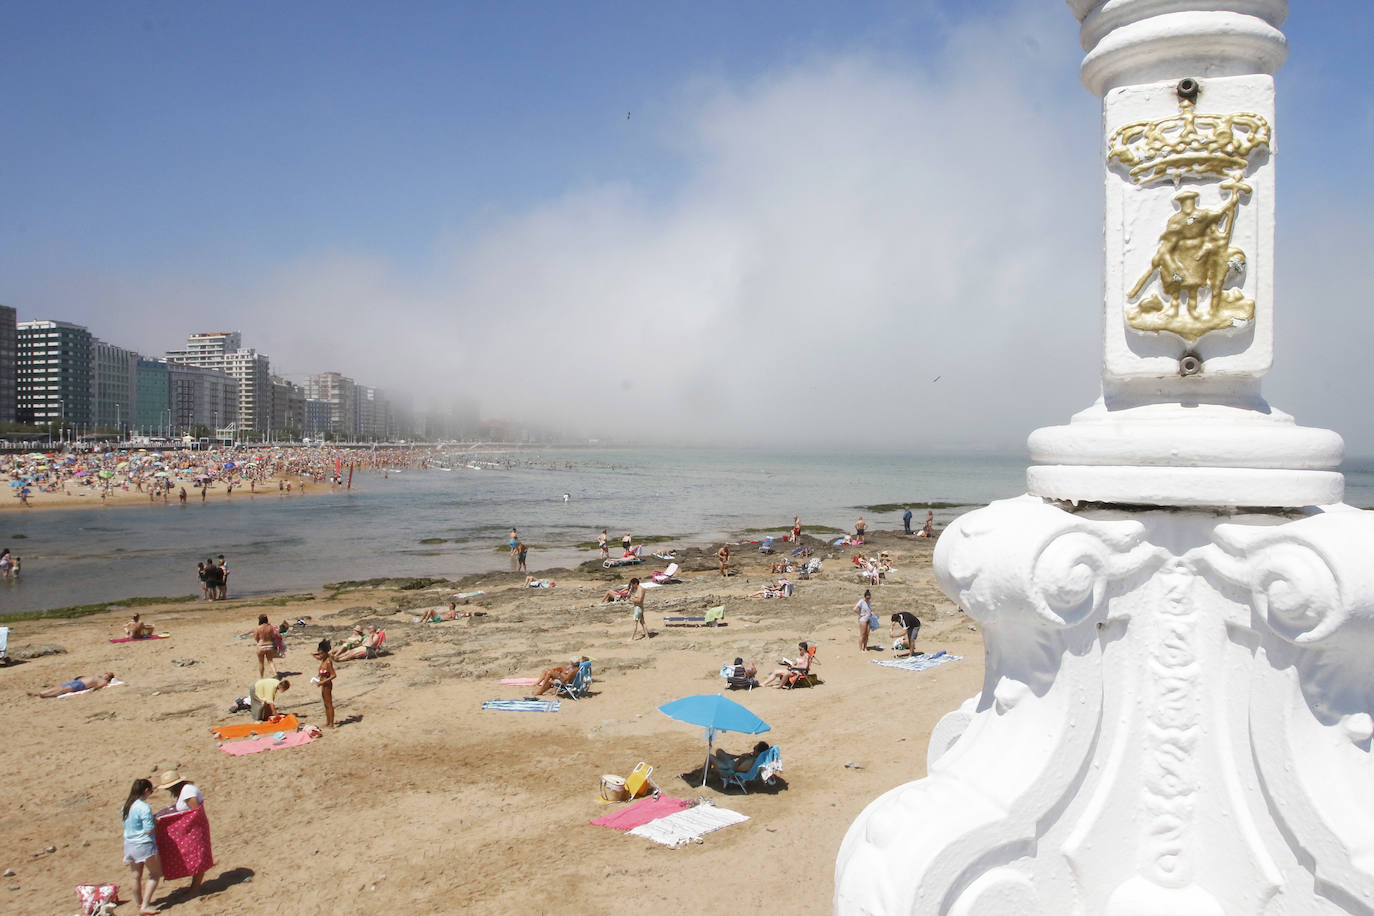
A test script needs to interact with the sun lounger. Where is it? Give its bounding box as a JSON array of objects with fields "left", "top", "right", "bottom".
[
  {"left": 664, "top": 605, "right": 725, "bottom": 627},
  {"left": 651, "top": 563, "right": 681, "bottom": 585},
  {"left": 603, "top": 547, "right": 644, "bottom": 569}
]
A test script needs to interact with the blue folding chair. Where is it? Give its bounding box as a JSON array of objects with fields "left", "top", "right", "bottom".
[
  {"left": 716, "top": 745, "right": 782, "bottom": 793},
  {"left": 554, "top": 660, "right": 592, "bottom": 700}
]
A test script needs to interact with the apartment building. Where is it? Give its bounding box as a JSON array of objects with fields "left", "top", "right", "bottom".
[{"left": 16, "top": 319, "right": 93, "bottom": 428}]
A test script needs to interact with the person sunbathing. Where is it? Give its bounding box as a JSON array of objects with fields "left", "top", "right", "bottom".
[
  {"left": 329, "top": 626, "right": 366, "bottom": 659},
  {"left": 416, "top": 605, "right": 470, "bottom": 622},
  {"left": 524, "top": 576, "right": 556, "bottom": 588},
  {"left": 748, "top": 580, "right": 790, "bottom": 599},
  {"left": 335, "top": 625, "right": 383, "bottom": 661},
  {"left": 761, "top": 642, "right": 813, "bottom": 688},
  {"left": 712, "top": 740, "right": 771, "bottom": 774},
  {"left": 28, "top": 672, "right": 116, "bottom": 697},
  {"left": 124, "top": 614, "right": 155, "bottom": 639},
  {"left": 601, "top": 585, "right": 630, "bottom": 603},
  {"left": 532, "top": 657, "right": 588, "bottom": 696}
]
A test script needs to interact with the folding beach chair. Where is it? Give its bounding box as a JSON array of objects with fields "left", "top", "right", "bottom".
[
  {"left": 553, "top": 660, "right": 592, "bottom": 700},
  {"left": 651, "top": 562, "right": 681, "bottom": 584},
  {"left": 625, "top": 761, "right": 655, "bottom": 798},
  {"left": 722, "top": 664, "right": 758, "bottom": 691},
  {"left": 715, "top": 745, "right": 782, "bottom": 793},
  {"left": 785, "top": 645, "right": 819, "bottom": 689},
  {"left": 760, "top": 536, "right": 775, "bottom": 555}
]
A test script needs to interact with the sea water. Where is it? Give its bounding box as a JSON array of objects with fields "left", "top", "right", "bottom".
[{"left": 5, "top": 448, "right": 1374, "bottom": 614}]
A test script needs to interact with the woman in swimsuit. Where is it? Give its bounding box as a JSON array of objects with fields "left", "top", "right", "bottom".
[
  {"left": 312, "top": 639, "right": 337, "bottom": 728},
  {"left": 252, "top": 614, "right": 278, "bottom": 677}
]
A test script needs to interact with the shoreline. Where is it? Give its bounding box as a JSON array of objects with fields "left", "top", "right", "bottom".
[{"left": 1, "top": 525, "right": 974, "bottom": 913}]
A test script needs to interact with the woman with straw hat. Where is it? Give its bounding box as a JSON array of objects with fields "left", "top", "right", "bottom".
[{"left": 155, "top": 769, "right": 208, "bottom": 893}]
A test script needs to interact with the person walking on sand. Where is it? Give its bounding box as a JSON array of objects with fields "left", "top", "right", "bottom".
[
  {"left": 516, "top": 541, "right": 528, "bottom": 572},
  {"left": 122, "top": 778, "right": 163, "bottom": 914},
  {"left": 903, "top": 507, "right": 913, "bottom": 535},
  {"left": 792, "top": 515, "right": 802, "bottom": 544},
  {"left": 598, "top": 529, "right": 609, "bottom": 560},
  {"left": 253, "top": 614, "right": 279, "bottom": 677},
  {"left": 717, "top": 544, "right": 730, "bottom": 577},
  {"left": 628, "top": 577, "right": 649, "bottom": 641},
  {"left": 312, "top": 639, "right": 337, "bottom": 728},
  {"left": 855, "top": 589, "right": 877, "bottom": 652}
]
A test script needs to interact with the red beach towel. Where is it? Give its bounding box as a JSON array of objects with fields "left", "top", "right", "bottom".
[
  {"left": 590, "top": 795, "right": 689, "bottom": 830},
  {"left": 154, "top": 806, "right": 214, "bottom": 880},
  {"left": 109, "top": 634, "right": 170, "bottom": 643}
]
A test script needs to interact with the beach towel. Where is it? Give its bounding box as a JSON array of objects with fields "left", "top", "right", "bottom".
[
  {"left": 454, "top": 590, "right": 485, "bottom": 599},
  {"left": 481, "top": 699, "right": 560, "bottom": 713},
  {"left": 57, "top": 678, "right": 126, "bottom": 697},
  {"left": 211, "top": 714, "right": 299, "bottom": 740},
  {"left": 627, "top": 803, "right": 750, "bottom": 848},
  {"left": 873, "top": 651, "right": 960, "bottom": 672},
  {"left": 219, "top": 728, "right": 319, "bottom": 756},
  {"left": 153, "top": 805, "right": 214, "bottom": 880},
  {"left": 498, "top": 677, "right": 540, "bottom": 687},
  {"left": 108, "top": 633, "right": 170, "bottom": 643},
  {"left": 590, "top": 795, "right": 689, "bottom": 830}
]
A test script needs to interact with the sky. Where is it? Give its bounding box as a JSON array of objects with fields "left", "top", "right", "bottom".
[{"left": 2, "top": 1, "right": 1372, "bottom": 453}]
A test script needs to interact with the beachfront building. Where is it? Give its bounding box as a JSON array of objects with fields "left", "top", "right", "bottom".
[
  {"left": 306, "top": 371, "right": 357, "bottom": 440},
  {"left": 0, "top": 305, "right": 15, "bottom": 425},
  {"left": 357, "top": 385, "right": 389, "bottom": 441},
  {"left": 269, "top": 375, "right": 306, "bottom": 441},
  {"left": 91, "top": 338, "right": 139, "bottom": 436},
  {"left": 304, "top": 398, "right": 332, "bottom": 440},
  {"left": 135, "top": 359, "right": 171, "bottom": 437},
  {"left": 167, "top": 362, "right": 237, "bottom": 437},
  {"left": 16, "top": 319, "right": 93, "bottom": 431},
  {"left": 165, "top": 331, "right": 273, "bottom": 439}
]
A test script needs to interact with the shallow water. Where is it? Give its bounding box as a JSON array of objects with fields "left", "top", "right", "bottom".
[{"left": 5, "top": 447, "right": 1373, "bottom": 613}]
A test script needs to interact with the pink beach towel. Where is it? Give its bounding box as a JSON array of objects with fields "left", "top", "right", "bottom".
[
  {"left": 109, "top": 634, "right": 170, "bottom": 643},
  {"left": 154, "top": 806, "right": 214, "bottom": 880},
  {"left": 499, "top": 677, "right": 539, "bottom": 687},
  {"left": 590, "top": 795, "right": 689, "bottom": 830},
  {"left": 219, "top": 729, "right": 317, "bottom": 756}
]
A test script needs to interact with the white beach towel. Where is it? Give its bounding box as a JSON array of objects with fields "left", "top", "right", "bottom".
[
  {"left": 628, "top": 803, "right": 749, "bottom": 848},
  {"left": 873, "top": 652, "right": 960, "bottom": 672}
]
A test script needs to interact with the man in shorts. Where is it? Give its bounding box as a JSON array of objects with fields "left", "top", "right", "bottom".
[
  {"left": 628, "top": 578, "right": 648, "bottom": 641},
  {"left": 28, "top": 672, "right": 117, "bottom": 697}
]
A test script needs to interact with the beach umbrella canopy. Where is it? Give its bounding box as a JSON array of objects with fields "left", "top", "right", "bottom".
[
  {"left": 658, "top": 694, "right": 770, "bottom": 787},
  {"left": 98, "top": 470, "right": 115, "bottom": 479}
]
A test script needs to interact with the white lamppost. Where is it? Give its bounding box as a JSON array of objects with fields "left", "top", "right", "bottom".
[{"left": 836, "top": 4, "right": 1374, "bottom": 914}]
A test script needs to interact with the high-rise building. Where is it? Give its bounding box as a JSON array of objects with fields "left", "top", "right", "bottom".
[
  {"left": 0, "top": 305, "right": 16, "bottom": 425},
  {"left": 91, "top": 339, "right": 139, "bottom": 435},
  {"left": 16, "top": 320, "right": 93, "bottom": 429},
  {"left": 166, "top": 332, "right": 272, "bottom": 437},
  {"left": 167, "top": 363, "right": 237, "bottom": 435},
  {"left": 304, "top": 399, "right": 332, "bottom": 439},
  {"left": 306, "top": 371, "right": 357, "bottom": 439},
  {"left": 135, "top": 360, "right": 171, "bottom": 436},
  {"left": 269, "top": 375, "right": 306, "bottom": 440}
]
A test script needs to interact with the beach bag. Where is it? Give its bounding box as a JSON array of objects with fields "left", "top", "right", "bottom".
[
  {"left": 600, "top": 774, "right": 629, "bottom": 801},
  {"left": 75, "top": 884, "right": 120, "bottom": 915}
]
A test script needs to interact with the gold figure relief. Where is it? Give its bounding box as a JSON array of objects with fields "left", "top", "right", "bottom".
[{"left": 1108, "top": 98, "right": 1270, "bottom": 344}]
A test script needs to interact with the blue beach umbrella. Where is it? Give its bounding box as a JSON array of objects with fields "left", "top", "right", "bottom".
[{"left": 658, "top": 694, "right": 770, "bottom": 787}]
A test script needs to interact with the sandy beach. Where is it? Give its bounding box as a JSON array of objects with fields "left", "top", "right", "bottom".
[{"left": 1, "top": 528, "right": 982, "bottom": 914}]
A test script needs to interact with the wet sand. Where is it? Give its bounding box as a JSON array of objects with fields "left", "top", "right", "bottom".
[{"left": 0, "top": 529, "right": 981, "bottom": 914}]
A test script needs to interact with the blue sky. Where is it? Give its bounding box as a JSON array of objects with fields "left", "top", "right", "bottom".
[{"left": 3, "top": 1, "right": 1372, "bottom": 452}]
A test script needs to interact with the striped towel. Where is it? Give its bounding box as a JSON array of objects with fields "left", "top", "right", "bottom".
[
  {"left": 481, "top": 699, "right": 560, "bottom": 713},
  {"left": 628, "top": 803, "right": 749, "bottom": 848},
  {"left": 873, "top": 651, "right": 960, "bottom": 672}
]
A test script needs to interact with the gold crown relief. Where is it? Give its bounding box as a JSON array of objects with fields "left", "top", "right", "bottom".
[{"left": 1108, "top": 99, "right": 1270, "bottom": 186}]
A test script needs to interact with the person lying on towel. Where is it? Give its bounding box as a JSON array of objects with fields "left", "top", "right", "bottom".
[
  {"left": 28, "top": 672, "right": 116, "bottom": 697},
  {"left": 601, "top": 585, "right": 630, "bottom": 603}
]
